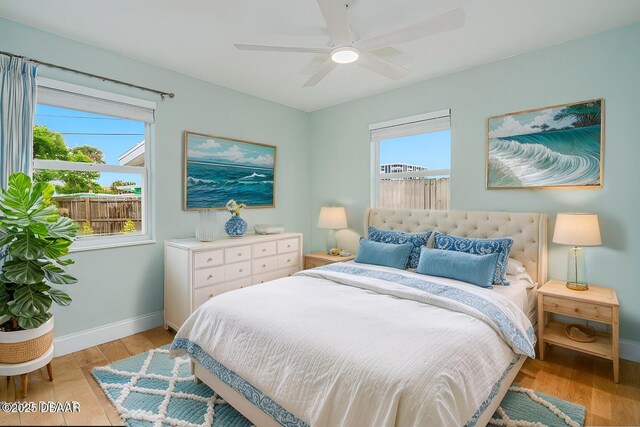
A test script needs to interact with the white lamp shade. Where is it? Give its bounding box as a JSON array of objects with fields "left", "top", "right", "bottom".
[
  {"left": 317, "top": 207, "right": 348, "bottom": 229},
  {"left": 553, "top": 213, "right": 602, "bottom": 246}
]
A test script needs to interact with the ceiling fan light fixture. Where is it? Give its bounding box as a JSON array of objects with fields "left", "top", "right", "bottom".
[{"left": 331, "top": 46, "right": 360, "bottom": 64}]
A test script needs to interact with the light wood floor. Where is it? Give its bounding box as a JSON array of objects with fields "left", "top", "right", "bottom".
[{"left": 1, "top": 328, "right": 638, "bottom": 426}]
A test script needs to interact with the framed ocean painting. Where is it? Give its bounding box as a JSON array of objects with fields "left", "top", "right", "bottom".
[
  {"left": 183, "top": 131, "right": 276, "bottom": 210},
  {"left": 487, "top": 99, "right": 603, "bottom": 189}
]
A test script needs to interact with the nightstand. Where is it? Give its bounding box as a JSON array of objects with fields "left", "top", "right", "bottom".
[
  {"left": 304, "top": 252, "right": 355, "bottom": 269},
  {"left": 537, "top": 279, "right": 619, "bottom": 382}
]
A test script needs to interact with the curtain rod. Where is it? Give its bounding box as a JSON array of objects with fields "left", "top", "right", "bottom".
[{"left": 0, "top": 50, "right": 174, "bottom": 99}]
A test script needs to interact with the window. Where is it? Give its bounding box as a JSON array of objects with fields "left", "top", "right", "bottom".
[
  {"left": 33, "top": 78, "right": 155, "bottom": 250},
  {"left": 370, "top": 110, "right": 451, "bottom": 209}
]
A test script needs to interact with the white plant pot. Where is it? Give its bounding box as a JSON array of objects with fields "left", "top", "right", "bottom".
[{"left": 0, "top": 315, "right": 54, "bottom": 364}]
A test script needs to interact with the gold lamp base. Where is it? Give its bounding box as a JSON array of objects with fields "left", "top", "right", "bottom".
[{"left": 566, "top": 282, "right": 589, "bottom": 291}]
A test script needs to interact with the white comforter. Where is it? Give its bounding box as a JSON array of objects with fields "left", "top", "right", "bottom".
[{"left": 172, "top": 262, "right": 535, "bottom": 427}]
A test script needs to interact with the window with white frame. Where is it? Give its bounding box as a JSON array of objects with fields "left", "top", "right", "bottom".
[
  {"left": 370, "top": 109, "right": 451, "bottom": 209},
  {"left": 33, "top": 78, "right": 155, "bottom": 250}
]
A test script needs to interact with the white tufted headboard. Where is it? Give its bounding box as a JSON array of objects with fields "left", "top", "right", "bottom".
[{"left": 364, "top": 208, "right": 548, "bottom": 285}]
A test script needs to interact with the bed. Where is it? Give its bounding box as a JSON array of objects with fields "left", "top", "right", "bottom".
[{"left": 171, "top": 208, "right": 547, "bottom": 427}]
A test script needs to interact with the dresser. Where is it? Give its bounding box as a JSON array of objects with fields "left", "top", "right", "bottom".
[{"left": 164, "top": 233, "right": 303, "bottom": 330}]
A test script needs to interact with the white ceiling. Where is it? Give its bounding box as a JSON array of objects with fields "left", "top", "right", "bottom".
[{"left": 1, "top": 0, "right": 640, "bottom": 112}]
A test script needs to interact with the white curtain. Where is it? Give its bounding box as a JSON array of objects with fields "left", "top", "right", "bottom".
[{"left": 0, "top": 54, "right": 37, "bottom": 188}]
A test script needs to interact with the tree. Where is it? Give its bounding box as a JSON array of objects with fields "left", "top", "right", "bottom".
[
  {"left": 553, "top": 101, "right": 601, "bottom": 128},
  {"left": 110, "top": 180, "right": 136, "bottom": 194},
  {"left": 32, "top": 127, "right": 105, "bottom": 194}
]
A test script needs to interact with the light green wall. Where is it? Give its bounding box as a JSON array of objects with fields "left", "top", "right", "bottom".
[
  {"left": 309, "top": 23, "right": 640, "bottom": 343},
  {"left": 0, "top": 18, "right": 311, "bottom": 336}
]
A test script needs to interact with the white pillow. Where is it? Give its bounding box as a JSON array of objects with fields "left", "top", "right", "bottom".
[{"left": 507, "top": 258, "right": 526, "bottom": 276}]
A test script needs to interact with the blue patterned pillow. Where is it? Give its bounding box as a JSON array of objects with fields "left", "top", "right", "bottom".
[
  {"left": 433, "top": 233, "right": 513, "bottom": 286},
  {"left": 367, "top": 226, "right": 432, "bottom": 269},
  {"left": 355, "top": 238, "right": 413, "bottom": 270}
]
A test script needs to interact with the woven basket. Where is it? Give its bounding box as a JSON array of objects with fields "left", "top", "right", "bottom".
[{"left": 0, "top": 329, "right": 53, "bottom": 364}]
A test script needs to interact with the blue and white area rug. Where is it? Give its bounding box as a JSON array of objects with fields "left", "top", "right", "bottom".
[
  {"left": 91, "top": 346, "right": 252, "bottom": 427},
  {"left": 93, "top": 346, "right": 585, "bottom": 427}
]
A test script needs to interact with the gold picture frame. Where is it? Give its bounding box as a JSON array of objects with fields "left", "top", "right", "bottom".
[
  {"left": 486, "top": 99, "right": 604, "bottom": 189},
  {"left": 183, "top": 131, "right": 277, "bottom": 210}
]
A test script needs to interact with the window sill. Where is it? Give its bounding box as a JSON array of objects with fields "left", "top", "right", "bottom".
[{"left": 69, "top": 237, "right": 156, "bottom": 252}]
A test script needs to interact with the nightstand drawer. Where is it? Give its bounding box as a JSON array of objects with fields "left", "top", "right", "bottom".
[
  {"left": 543, "top": 295, "right": 612, "bottom": 322},
  {"left": 305, "top": 258, "right": 328, "bottom": 269}
]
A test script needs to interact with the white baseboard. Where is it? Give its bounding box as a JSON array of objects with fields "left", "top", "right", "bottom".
[
  {"left": 53, "top": 311, "right": 164, "bottom": 357},
  {"left": 621, "top": 339, "right": 640, "bottom": 363}
]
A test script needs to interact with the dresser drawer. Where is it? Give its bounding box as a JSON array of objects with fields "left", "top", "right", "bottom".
[
  {"left": 194, "top": 284, "right": 227, "bottom": 309},
  {"left": 253, "top": 241, "right": 277, "bottom": 258},
  {"left": 224, "top": 245, "right": 251, "bottom": 262},
  {"left": 543, "top": 295, "right": 613, "bottom": 322},
  {"left": 277, "top": 253, "right": 298, "bottom": 269},
  {"left": 277, "top": 238, "right": 299, "bottom": 254},
  {"left": 194, "top": 265, "right": 225, "bottom": 288},
  {"left": 253, "top": 256, "right": 278, "bottom": 275},
  {"left": 254, "top": 267, "right": 299, "bottom": 284},
  {"left": 194, "top": 250, "right": 224, "bottom": 269},
  {"left": 225, "top": 260, "right": 251, "bottom": 281}
]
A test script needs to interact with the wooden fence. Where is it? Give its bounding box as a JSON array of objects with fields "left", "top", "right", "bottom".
[
  {"left": 53, "top": 196, "right": 142, "bottom": 235},
  {"left": 379, "top": 177, "right": 449, "bottom": 210}
]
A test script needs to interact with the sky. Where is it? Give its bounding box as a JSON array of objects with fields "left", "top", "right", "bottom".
[
  {"left": 34, "top": 105, "right": 145, "bottom": 186},
  {"left": 379, "top": 129, "right": 451, "bottom": 170},
  {"left": 186, "top": 133, "right": 275, "bottom": 168}
]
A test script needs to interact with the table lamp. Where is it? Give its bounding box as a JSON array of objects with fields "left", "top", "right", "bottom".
[
  {"left": 317, "top": 207, "right": 347, "bottom": 253},
  {"left": 552, "top": 213, "right": 601, "bottom": 291}
]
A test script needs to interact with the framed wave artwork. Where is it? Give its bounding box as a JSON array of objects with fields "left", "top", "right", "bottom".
[
  {"left": 487, "top": 99, "right": 603, "bottom": 189},
  {"left": 183, "top": 131, "right": 276, "bottom": 210}
]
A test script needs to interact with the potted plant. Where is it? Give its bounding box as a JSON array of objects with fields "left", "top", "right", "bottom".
[{"left": 0, "top": 172, "right": 77, "bottom": 364}]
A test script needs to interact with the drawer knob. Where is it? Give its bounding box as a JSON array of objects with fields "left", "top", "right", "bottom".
[
  {"left": 262, "top": 248, "right": 266, "bottom": 252},
  {"left": 207, "top": 274, "right": 213, "bottom": 280},
  {"left": 287, "top": 258, "right": 291, "bottom": 263},
  {"left": 239, "top": 268, "right": 244, "bottom": 272},
  {"left": 574, "top": 308, "right": 579, "bottom": 313},
  {"left": 262, "top": 264, "right": 266, "bottom": 268},
  {"left": 237, "top": 252, "right": 242, "bottom": 257},
  {"left": 287, "top": 244, "right": 291, "bottom": 248},
  {"left": 209, "top": 294, "right": 213, "bottom": 298},
  {"left": 207, "top": 257, "right": 212, "bottom": 262}
]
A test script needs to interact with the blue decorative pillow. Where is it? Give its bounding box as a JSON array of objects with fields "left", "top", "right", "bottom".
[
  {"left": 433, "top": 233, "right": 513, "bottom": 286},
  {"left": 416, "top": 248, "right": 499, "bottom": 288},
  {"left": 354, "top": 238, "right": 413, "bottom": 270},
  {"left": 367, "top": 226, "right": 431, "bottom": 269}
]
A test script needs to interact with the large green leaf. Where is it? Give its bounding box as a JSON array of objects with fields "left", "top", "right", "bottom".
[
  {"left": 44, "top": 238, "right": 72, "bottom": 259},
  {"left": 0, "top": 227, "right": 13, "bottom": 246},
  {"left": 0, "top": 282, "right": 11, "bottom": 316},
  {"left": 43, "top": 264, "right": 77, "bottom": 285},
  {"left": 0, "top": 173, "right": 32, "bottom": 221},
  {"left": 2, "top": 259, "right": 45, "bottom": 284},
  {"left": 56, "top": 258, "right": 75, "bottom": 266},
  {"left": 10, "top": 284, "right": 52, "bottom": 318},
  {"left": 47, "top": 288, "right": 71, "bottom": 306},
  {"left": 30, "top": 182, "right": 54, "bottom": 208},
  {"left": 29, "top": 204, "right": 59, "bottom": 225},
  {"left": 46, "top": 216, "right": 77, "bottom": 240},
  {"left": 17, "top": 313, "right": 50, "bottom": 330},
  {"left": 8, "top": 233, "right": 46, "bottom": 260}
]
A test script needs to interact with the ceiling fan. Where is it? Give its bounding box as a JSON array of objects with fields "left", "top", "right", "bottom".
[{"left": 234, "top": 0, "right": 465, "bottom": 87}]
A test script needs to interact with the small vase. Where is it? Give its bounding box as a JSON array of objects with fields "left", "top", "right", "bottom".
[{"left": 225, "top": 215, "right": 247, "bottom": 238}]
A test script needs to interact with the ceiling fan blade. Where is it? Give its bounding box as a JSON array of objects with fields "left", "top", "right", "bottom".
[
  {"left": 234, "top": 44, "right": 330, "bottom": 54},
  {"left": 357, "top": 52, "right": 410, "bottom": 80},
  {"left": 301, "top": 54, "right": 331, "bottom": 75},
  {"left": 355, "top": 7, "right": 465, "bottom": 52},
  {"left": 303, "top": 59, "right": 337, "bottom": 87},
  {"left": 317, "top": 0, "right": 352, "bottom": 45}
]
